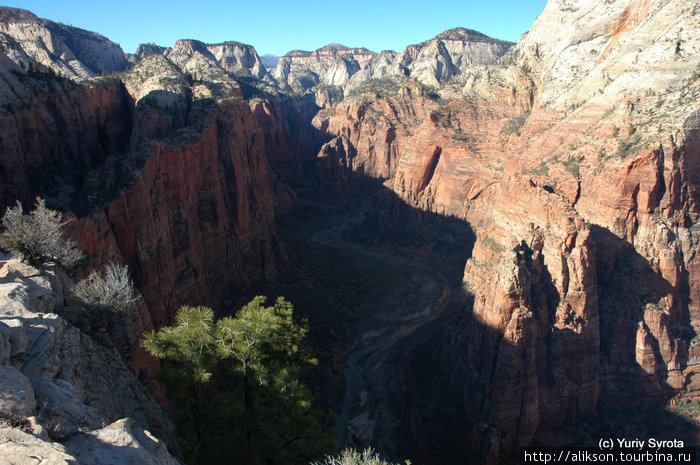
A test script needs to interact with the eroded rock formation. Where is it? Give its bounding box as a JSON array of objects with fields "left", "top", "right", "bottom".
[
  {"left": 1, "top": 1, "right": 699, "bottom": 463},
  {"left": 0, "top": 12, "right": 292, "bottom": 334},
  {"left": 0, "top": 7, "right": 129, "bottom": 78},
  {"left": 273, "top": 29, "right": 512, "bottom": 100},
  {"left": 310, "top": 0, "right": 700, "bottom": 461},
  {"left": 0, "top": 254, "right": 180, "bottom": 464}
]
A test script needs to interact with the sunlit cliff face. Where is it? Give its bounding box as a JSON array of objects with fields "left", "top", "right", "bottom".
[
  {"left": 0, "top": 1, "right": 699, "bottom": 463},
  {"left": 307, "top": 1, "right": 700, "bottom": 460}
]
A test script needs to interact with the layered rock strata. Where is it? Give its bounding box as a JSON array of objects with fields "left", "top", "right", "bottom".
[
  {"left": 311, "top": 0, "right": 700, "bottom": 461},
  {"left": 273, "top": 29, "right": 513, "bottom": 99},
  {"left": 0, "top": 54, "right": 133, "bottom": 210},
  {"left": 0, "top": 12, "right": 290, "bottom": 333},
  {"left": 134, "top": 38, "right": 273, "bottom": 83},
  {"left": 2, "top": 2, "right": 700, "bottom": 464},
  {"left": 75, "top": 100, "right": 284, "bottom": 329},
  {"left": 0, "top": 7, "right": 129, "bottom": 78}
]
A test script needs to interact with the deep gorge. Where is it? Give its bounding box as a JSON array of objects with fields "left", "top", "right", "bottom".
[{"left": 1, "top": 2, "right": 699, "bottom": 464}]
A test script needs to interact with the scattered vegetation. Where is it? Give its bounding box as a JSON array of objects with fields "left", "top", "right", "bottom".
[
  {"left": 315, "top": 84, "right": 345, "bottom": 105},
  {"left": 532, "top": 161, "right": 550, "bottom": 176},
  {"left": 481, "top": 235, "right": 505, "bottom": 254},
  {"left": 312, "top": 448, "right": 409, "bottom": 465},
  {"left": 291, "top": 73, "right": 320, "bottom": 94},
  {"left": 346, "top": 77, "right": 403, "bottom": 99},
  {"left": 142, "top": 297, "right": 335, "bottom": 465},
  {"left": 73, "top": 263, "right": 139, "bottom": 314},
  {"left": 500, "top": 111, "right": 530, "bottom": 136},
  {"left": 452, "top": 128, "right": 471, "bottom": 144},
  {"left": 512, "top": 241, "right": 534, "bottom": 268},
  {"left": 505, "top": 48, "right": 522, "bottom": 67},
  {"left": 17, "top": 60, "right": 62, "bottom": 80},
  {"left": 687, "top": 70, "right": 700, "bottom": 88},
  {"left": 0, "top": 197, "right": 83, "bottom": 268},
  {"left": 666, "top": 398, "right": 700, "bottom": 423},
  {"left": 422, "top": 84, "right": 442, "bottom": 102},
  {"left": 561, "top": 155, "right": 583, "bottom": 178},
  {"left": 616, "top": 132, "right": 642, "bottom": 159},
  {"left": 238, "top": 75, "right": 277, "bottom": 100}
]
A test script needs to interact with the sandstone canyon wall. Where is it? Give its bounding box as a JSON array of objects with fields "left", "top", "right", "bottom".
[
  {"left": 0, "top": 7, "right": 129, "bottom": 78},
  {"left": 0, "top": 1, "right": 699, "bottom": 464},
  {"left": 273, "top": 28, "right": 513, "bottom": 102},
  {"left": 0, "top": 11, "right": 301, "bottom": 332},
  {"left": 310, "top": 0, "right": 700, "bottom": 461}
]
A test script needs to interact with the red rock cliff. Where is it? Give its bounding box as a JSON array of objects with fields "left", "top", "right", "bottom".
[
  {"left": 0, "top": 47, "right": 289, "bottom": 386},
  {"left": 311, "top": 0, "right": 700, "bottom": 460},
  {"left": 75, "top": 101, "right": 284, "bottom": 328},
  {"left": 0, "top": 56, "right": 133, "bottom": 209}
]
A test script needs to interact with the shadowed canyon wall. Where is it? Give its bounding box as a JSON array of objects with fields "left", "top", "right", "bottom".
[
  {"left": 1, "top": 1, "right": 700, "bottom": 464},
  {"left": 310, "top": 0, "right": 700, "bottom": 461}
]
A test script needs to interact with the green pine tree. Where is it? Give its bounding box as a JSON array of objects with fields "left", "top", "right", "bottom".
[
  {"left": 142, "top": 306, "right": 216, "bottom": 459},
  {"left": 142, "top": 297, "right": 335, "bottom": 465}
]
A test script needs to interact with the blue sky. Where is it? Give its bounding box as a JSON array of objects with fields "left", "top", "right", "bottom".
[{"left": 8, "top": 1, "right": 548, "bottom": 56}]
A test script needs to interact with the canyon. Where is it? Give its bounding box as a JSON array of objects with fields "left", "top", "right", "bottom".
[{"left": 0, "top": 1, "right": 699, "bottom": 464}]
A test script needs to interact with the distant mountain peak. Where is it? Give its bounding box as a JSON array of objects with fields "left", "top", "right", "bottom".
[
  {"left": 0, "top": 7, "right": 40, "bottom": 23},
  {"left": 317, "top": 44, "right": 374, "bottom": 54},
  {"left": 432, "top": 27, "right": 513, "bottom": 45},
  {"left": 134, "top": 43, "right": 167, "bottom": 58},
  {"left": 260, "top": 54, "right": 279, "bottom": 68},
  {"left": 284, "top": 43, "right": 374, "bottom": 58},
  {"left": 173, "top": 38, "right": 207, "bottom": 47},
  {"left": 209, "top": 40, "right": 249, "bottom": 48},
  {"left": 320, "top": 43, "right": 351, "bottom": 51},
  {"left": 0, "top": 7, "right": 128, "bottom": 77}
]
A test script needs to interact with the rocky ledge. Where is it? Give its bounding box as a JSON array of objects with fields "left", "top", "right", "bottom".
[{"left": 0, "top": 253, "right": 180, "bottom": 465}]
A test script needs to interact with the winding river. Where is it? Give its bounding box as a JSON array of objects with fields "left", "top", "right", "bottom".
[{"left": 310, "top": 213, "right": 453, "bottom": 462}]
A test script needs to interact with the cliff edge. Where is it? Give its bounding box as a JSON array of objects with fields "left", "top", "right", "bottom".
[{"left": 0, "top": 253, "right": 180, "bottom": 464}]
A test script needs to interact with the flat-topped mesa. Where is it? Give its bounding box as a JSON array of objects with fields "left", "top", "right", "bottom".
[
  {"left": 0, "top": 7, "right": 129, "bottom": 78},
  {"left": 170, "top": 38, "right": 212, "bottom": 56},
  {"left": 285, "top": 43, "right": 375, "bottom": 57}
]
